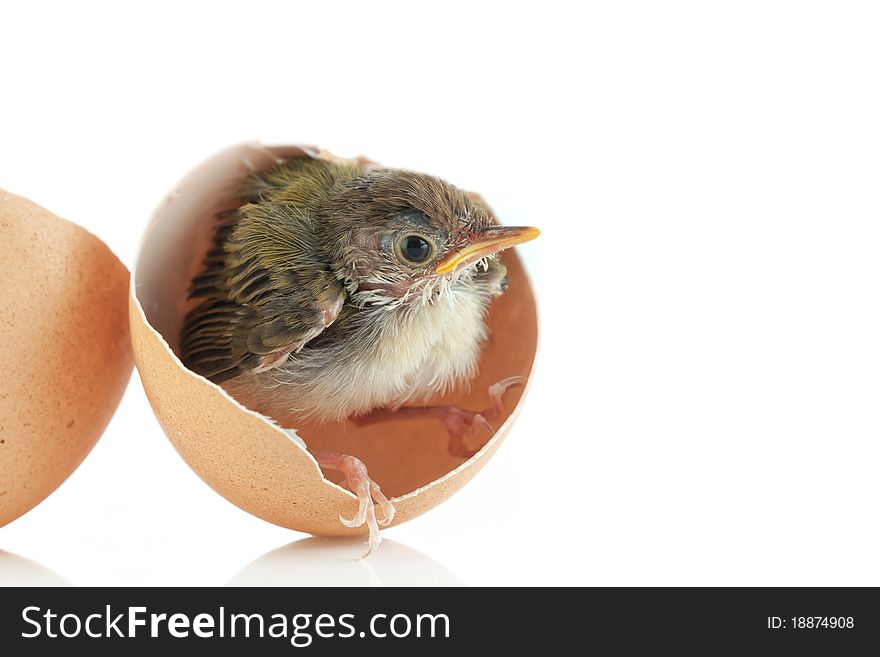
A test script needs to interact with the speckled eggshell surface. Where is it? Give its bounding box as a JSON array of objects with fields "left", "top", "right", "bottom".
[{"left": 0, "top": 190, "right": 133, "bottom": 528}]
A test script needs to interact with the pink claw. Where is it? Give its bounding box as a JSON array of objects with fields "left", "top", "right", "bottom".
[{"left": 312, "top": 452, "right": 396, "bottom": 557}]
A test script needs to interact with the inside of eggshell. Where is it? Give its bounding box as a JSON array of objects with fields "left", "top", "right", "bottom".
[{"left": 135, "top": 144, "right": 537, "bottom": 499}]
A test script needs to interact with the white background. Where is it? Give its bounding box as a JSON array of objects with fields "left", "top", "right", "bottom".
[{"left": 1, "top": 1, "right": 879, "bottom": 586}]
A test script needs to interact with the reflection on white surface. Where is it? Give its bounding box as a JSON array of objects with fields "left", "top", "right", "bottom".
[
  {"left": 0, "top": 550, "right": 71, "bottom": 587},
  {"left": 228, "top": 537, "right": 464, "bottom": 587}
]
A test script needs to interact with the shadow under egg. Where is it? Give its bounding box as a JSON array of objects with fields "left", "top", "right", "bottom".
[
  {"left": 228, "top": 537, "right": 464, "bottom": 586},
  {"left": 0, "top": 550, "right": 71, "bottom": 587}
]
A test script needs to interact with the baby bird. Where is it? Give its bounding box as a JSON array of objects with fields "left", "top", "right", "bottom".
[{"left": 181, "top": 155, "right": 539, "bottom": 553}]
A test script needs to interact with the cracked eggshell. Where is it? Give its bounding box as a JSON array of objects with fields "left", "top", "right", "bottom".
[
  {"left": 129, "top": 143, "right": 537, "bottom": 536},
  {"left": 0, "top": 190, "right": 132, "bottom": 528}
]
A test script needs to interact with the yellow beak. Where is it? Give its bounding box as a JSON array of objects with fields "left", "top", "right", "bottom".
[{"left": 435, "top": 225, "right": 541, "bottom": 275}]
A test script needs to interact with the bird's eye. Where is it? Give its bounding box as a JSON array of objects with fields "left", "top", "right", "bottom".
[{"left": 399, "top": 235, "right": 432, "bottom": 263}]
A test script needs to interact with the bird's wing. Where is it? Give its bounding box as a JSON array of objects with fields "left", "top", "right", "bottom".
[{"left": 181, "top": 201, "right": 345, "bottom": 383}]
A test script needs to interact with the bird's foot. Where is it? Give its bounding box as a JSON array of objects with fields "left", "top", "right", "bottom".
[
  {"left": 349, "top": 376, "right": 526, "bottom": 458},
  {"left": 443, "top": 376, "right": 526, "bottom": 458},
  {"left": 311, "top": 451, "right": 395, "bottom": 558},
  {"left": 442, "top": 406, "right": 492, "bottom": 458}
]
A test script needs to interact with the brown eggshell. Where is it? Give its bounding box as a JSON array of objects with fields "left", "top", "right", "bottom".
[
  {"left": 0, "top": 190, "right": 132, "bottom": 528},
  {"left": 130, "top": 143, "right": 537, "bottom": 535}
]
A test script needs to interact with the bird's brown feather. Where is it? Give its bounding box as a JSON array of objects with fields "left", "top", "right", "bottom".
[{"left": 181, "top": 158, "right": 356, "bottom": 381}]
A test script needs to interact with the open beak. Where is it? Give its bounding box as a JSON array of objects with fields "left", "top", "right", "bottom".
[{"left": 435, "top": 225, "right": 541, "bottom": 275}]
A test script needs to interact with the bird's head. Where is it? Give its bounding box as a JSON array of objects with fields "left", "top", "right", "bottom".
[{"left": 321, "top": 169, "right": 540, "bottom": 307}]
